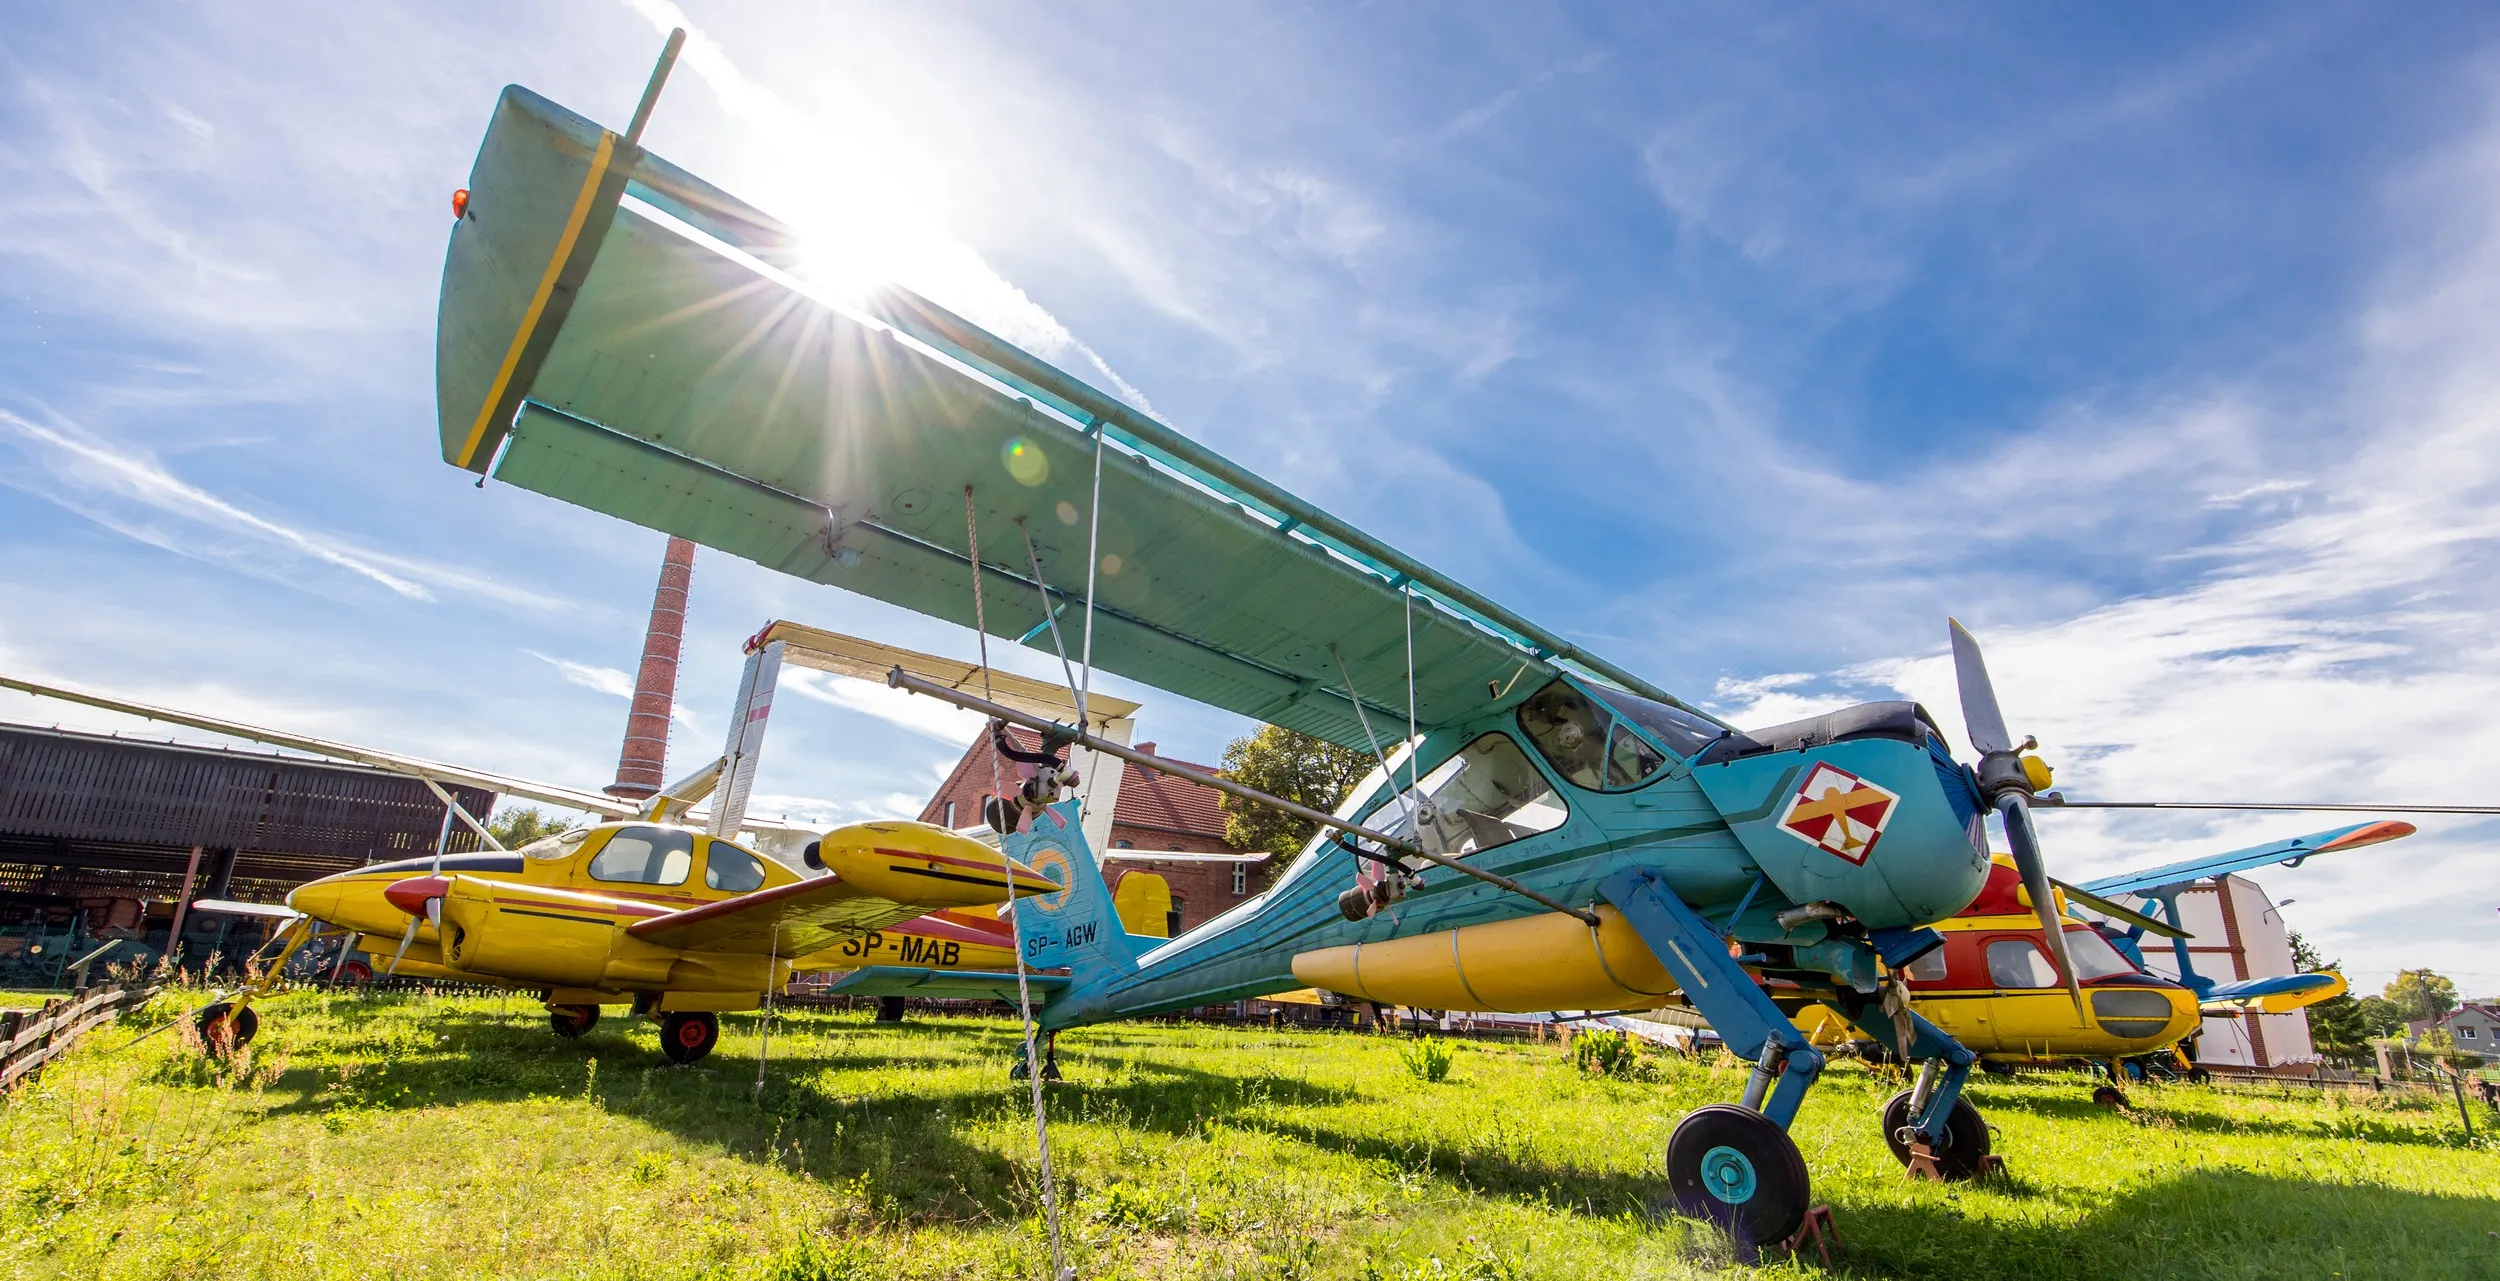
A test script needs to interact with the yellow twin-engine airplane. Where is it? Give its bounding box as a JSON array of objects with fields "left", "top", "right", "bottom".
[{"left": 215, "top": 819, "right": 1056, "bottom": 1062}]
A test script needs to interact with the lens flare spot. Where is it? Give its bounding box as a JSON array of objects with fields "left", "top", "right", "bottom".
[
  {"left": 1055, "top": 500, "right": 1079, "bottom": 525},
  {"left": 1002, "top": 437, "right": 1049, "bottom": 487},
  {"left": 1099, "top": 554, "right": 1123, "bottom": 576}
]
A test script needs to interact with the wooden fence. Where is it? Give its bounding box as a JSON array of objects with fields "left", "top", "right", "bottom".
[{"left": 0, "top": 979, "right": 161, "bottom": 1093}]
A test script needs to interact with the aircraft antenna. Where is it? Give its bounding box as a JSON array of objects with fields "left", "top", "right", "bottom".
[{"left": 966, "top": 487, "right": 1072, "bottom": 1281}]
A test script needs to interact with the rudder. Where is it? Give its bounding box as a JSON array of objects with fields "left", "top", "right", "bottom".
[{"left": 1007, "top": 799, "right": 1140, "bottom": 975}]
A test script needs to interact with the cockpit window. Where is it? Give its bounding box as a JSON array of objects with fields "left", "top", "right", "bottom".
[
  {"left": 704, "top": 842, "right": 768, "bottom": 894},
  {"left": 2065, "top": 927, "right": 2139, "bottom": 982},
  {"left": 587, "top": 826, "right": 694, "bottom": 886},
  {"left": 518, "top": 828, "right": 592, "bottom": 861},
  {"left": 1360, "top": 733, "right": 1568, "bottom": 857},
  {"left": 1517, "top": 679, "right": 1669, "bottom": 789},
  {"left": 1580, "top": 682, "right": 1725, "bottom": 759}
]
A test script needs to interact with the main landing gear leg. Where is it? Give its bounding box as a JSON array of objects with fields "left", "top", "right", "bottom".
[
  {"left": 1599, "top": 869, "right": 1824, "bottom": 1249},
  {"left": 1833, "top": 994, "right": 1993, "bottom": 1181}
]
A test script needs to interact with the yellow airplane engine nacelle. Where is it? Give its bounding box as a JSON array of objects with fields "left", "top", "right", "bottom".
[
  {"left": 436, "top": 876, "right": 618, "bottom": 989},
  {"left": 1292, "top": 906, "right": 1680, "bottom": 1011}
]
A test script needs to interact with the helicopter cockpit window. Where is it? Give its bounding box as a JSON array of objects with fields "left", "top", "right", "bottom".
[
  {"left": 1517, "top": 680, "right": 1666, "bottom": 790},
  {"left": 704, "top": 841, "right": 769, "bottom": 894},
  {"left": 1985, "top": 937, "right": 2059, "bottom": 989},
  {"left": 518, "top": 828, "right": 592, "bottom": 862},
  {"left": 588, "top": 826, "right": 694, "bottom": 886},
  {"left": 2063, "top": 927, "right": 2138, "bottom": 982},
  {"left": 1361, "top": 733, "right": 1567, "bottom": 857}
]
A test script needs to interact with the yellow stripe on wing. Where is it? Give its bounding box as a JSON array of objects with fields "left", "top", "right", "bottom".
[{"left": 454, "top": 131, "right": 617, "bottom": 470}]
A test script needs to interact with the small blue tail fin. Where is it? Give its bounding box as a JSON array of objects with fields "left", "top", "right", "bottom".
[{"left": 1007, "top": 799, "right": 1140, "bottom": 975}]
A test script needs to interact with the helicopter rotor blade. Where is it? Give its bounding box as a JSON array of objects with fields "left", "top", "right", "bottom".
[
  {"left": 2000, "top": 794, "right": 2086, "bottom": 1016},
  {"left": 2054, "top": 879, "right": 2191, "bottom": 940},
  {"left": 1948, "top": 619, "right": 2015, "bottom": 756}
]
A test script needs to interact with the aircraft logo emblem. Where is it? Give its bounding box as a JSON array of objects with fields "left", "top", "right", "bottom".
[
  {"left": 1024, "top": 845, "right": 1073, "bottom": 915},
  {"left": 1777, "top": 764, "right": 1899, "bottom": 865}
]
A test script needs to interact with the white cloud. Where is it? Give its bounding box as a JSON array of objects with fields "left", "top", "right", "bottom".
[{"left": 776, "top": 667, "right": 987, "bottom": 745}]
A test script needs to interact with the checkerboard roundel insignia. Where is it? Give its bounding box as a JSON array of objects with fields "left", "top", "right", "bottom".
[{"left": 1776, "top": 763, "right": 1900, "bottom": 865}]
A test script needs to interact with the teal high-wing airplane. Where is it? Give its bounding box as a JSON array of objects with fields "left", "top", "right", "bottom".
[{"left": 427, "top": 69, "right": 2490, "bottom": 1244}]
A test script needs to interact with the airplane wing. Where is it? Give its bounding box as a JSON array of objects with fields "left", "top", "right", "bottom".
[
  {"left": 808, "top": 966, "right": 1071, "bottom": 1003},
  {"left": 435, "top": 86, "right": 1724, "bottom": 751},
  {"left": 2199, "top": 971, "right": 2348, "bottom": 1015},
  {"left": 0, "top": 673, "right": 635, "bottom": 819},
  {"left": 625, "top": 877, "right": 930, "bottom": 955},
  {"left": 188, "top": 899, "right": 304, "bottom": 921},
  {"left": 2078, "top": 821, "right": 2416, "bottom": 898}
]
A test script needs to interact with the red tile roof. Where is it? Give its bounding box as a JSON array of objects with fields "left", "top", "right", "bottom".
[{"left": 982, "top": 728, "right": 1230, "bottom": 842}]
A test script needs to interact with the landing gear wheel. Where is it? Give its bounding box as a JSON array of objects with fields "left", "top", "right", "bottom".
[
  {"left": 2185, "top": 1067, "right": 2211, "bottom": 1086},
  {"left": 337, "top": 960, "right": 373, "bottom": 985},
  {"left": 875, "top": 996, "right": 907, "bottom": 1023},
  {"left": 2091, "top": 1084, "right": 2130, "bottom": 1108},
  {"left": 193, "top": 1003, "right": 259, "bottom": 1057},
  {"left": 658, "top": 1011, "right": 719, "bottom": 1064},
  {"left": 1665, "top": 1104, "right": 1811, "bottom": 1247},
  {"left": 1881, "top": 1089, "right": 1992, "bottom": 1180},
  {"left": 549, "top": 1004, "right": 600, "bottom": 1039}
]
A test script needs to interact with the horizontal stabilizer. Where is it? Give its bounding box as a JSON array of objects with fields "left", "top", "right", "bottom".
[
  {"left": 2200, "top": 971, "right": 2348, "bottom": 1015},
  {"left": 2080, "top": 821, "right": 2416, "bottom": 898},
  {"left": 810, "top": 966, "right": 1071, "bottom": 1003}
]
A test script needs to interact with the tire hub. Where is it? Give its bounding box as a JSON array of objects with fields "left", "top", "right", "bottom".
[{"left": 1699, "top": 1145, "right": 1757, "bottom": 1204}]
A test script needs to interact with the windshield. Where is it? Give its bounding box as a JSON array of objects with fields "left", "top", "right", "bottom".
[
  {"left": 1358, "top": 733, "right": 1568, "bottom": 857},
  {"left": 518, "top": 828, "right": 592, "bottom": 861},
  {"left": 1580, "top": 683, "right": 1725, "bottom": 759},
  {"left": 2065, "top": 926, "right": 2140, "bottom": 982},
  {"left": 1517, "top": 679, "right": 1666, "bottom": 790}
]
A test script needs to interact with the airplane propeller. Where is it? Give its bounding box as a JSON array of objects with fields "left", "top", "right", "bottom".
[{"left": 1948, "top": 620, "right": 2086, "bottom": 1015}]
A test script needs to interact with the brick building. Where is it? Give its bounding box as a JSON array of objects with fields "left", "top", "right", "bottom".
[{"left": 918, "top": 727, "right": 1269, "bottom": 936}]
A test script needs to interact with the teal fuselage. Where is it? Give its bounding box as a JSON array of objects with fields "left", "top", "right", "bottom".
[{"left": 1027, "top": 688, "right": 1993, "bottom": 1030}]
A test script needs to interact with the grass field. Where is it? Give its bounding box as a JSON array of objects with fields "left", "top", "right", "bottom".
[{"left": 1, "top": 987, "right": 2492, "bottom": 1280}]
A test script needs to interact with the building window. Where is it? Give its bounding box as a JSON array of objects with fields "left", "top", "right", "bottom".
[
  {"left": 1231, "top": 863, "right": 1248, "bottom": 895},
  {"left": 2463, "top": 1026, "right": 2480, "bottom": 1039},
  {"left": 942, "top": 801, "right": 956, "bottom": 828},
  {"left": 1114, "top": 839, "right": 1134, "bottom": 849},
  {"left": 1167, "top": 894, "right": 1186, "bottom": 936}
]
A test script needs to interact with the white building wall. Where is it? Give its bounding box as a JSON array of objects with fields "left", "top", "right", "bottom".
[{"left": 2127, "top": 873, "right": 2313, "bottom": 1069}]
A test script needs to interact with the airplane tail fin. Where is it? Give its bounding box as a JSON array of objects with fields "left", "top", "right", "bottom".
[{"left": 1007, "top": 799, "right": 1140, "bottom": 977}]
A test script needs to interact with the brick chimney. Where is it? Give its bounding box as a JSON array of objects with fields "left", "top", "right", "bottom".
[{"left": 605, "top": 536, "right": 695, "bottom": 798}]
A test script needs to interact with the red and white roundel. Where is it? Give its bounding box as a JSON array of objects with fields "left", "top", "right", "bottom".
[{"left": 1776, "top": 763, "right": 1900, "bottom": 865}]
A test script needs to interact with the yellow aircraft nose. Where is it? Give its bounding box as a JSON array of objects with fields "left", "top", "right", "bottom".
[
  {"left": 286, "top": 874, "right": 348, "bottom": 922},
  {"left": 815, "top": 821, "right": 1062, "bottom": 907}
]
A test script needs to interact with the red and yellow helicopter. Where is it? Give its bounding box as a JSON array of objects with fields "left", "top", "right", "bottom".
[{"left": 1794, "top": 821, "right": 2410, "bottom": 1092}]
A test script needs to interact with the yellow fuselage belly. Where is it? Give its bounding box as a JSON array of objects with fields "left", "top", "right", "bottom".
[{"left": 1911, "top": 986, "right": 2202, "bottom": 1060}]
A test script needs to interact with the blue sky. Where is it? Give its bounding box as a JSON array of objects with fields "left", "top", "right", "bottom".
[{"left": 3, "top": 2, "right": 2495, "bottom": 995}]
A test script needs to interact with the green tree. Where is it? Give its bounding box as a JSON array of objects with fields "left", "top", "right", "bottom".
[
  {"left": 2288, "top": 932, "right": 2370, "bottom": 1063},
  {"left": 486, "top": 807, "right": 577, "bottom": 849},
  {"left": 2384, "top": 969, "right": 2459, "bottom": 1025},
  {"left": 1216, "top": 725, "right": 1372, "bottom": 866},
  {"left": 2354, "top": 995, "right": 2409, "bottom": 1039}
]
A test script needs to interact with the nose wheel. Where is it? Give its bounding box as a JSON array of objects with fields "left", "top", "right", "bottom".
[
  {"left": 192, "top": 1002, "right": 260, "bottom": 1057},
  {"left": 1880, "top": 1088, "right": 1993, "bottom": 1180},
  {"left": 1665, "top": 1104, "right": 1812, "bottom": 1247},
  {"left": 548, "top": 1004, "right": 600, "bottom": 1039},
  {"left": 658, "top": 1011, "right": 719, "bottom": 1064}
]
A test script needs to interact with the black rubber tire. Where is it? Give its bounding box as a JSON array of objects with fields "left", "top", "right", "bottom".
[
  {"left": 2185, "top": 1067, "right": 2211, "bottom": 1086},
  {"left": 875, "top": 996, "right": 907, "bottom": 1023},
  {"left": 1881, "top": 1088, "right": 1992, "bottom": 1180},
  {"left": 337, "top": 960, "right": 373, "bottom": 985},
  {"left": 658, "top": 1011, "right": 719, "bottom": 1064},
  {"left": 1665, "top": 1104, "right": 1812, "bottom": 1247},
  {"left": 549, "top": 1004, "right": 600, "bottom": 1039},
  {"left": 194, "top": 1003, "right": 259, "bottom": 1057},
  {"left": 2092, "top": 1084, "right": 2130, "bottom": 1108}
]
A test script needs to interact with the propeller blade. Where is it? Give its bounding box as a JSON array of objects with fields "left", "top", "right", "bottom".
[
  {"left": 2054, "top": 879, "right": 2191, "bottom": 940},
  {"left": 2038, "top": 798, "right": 2500, "bottom": 815},
  {"left": 2000, "top": 794, "right": 2084, "bottom": 1015},
  {"left": 1948, "top": 620, "right": 2015, "bottom": 755}
]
